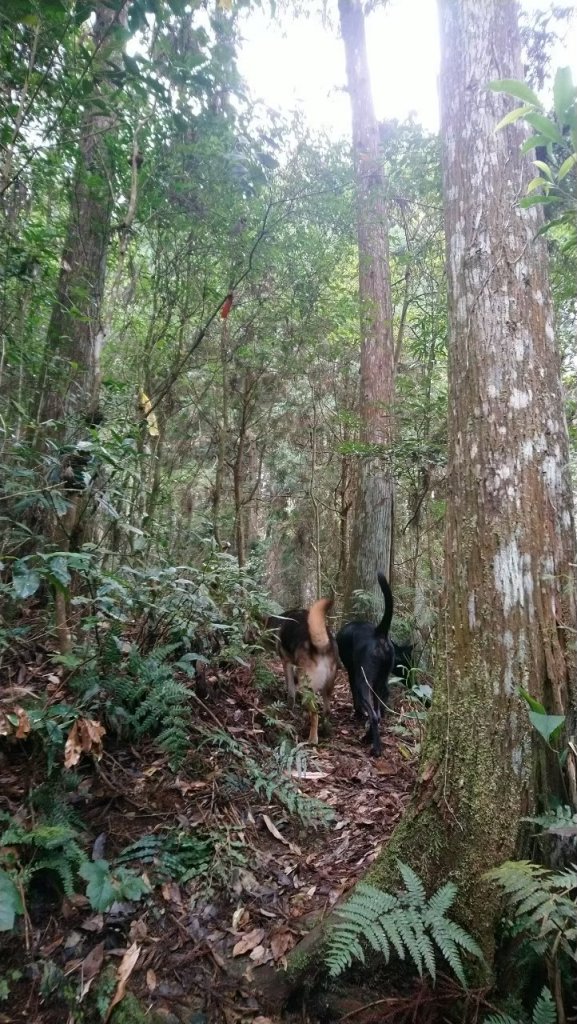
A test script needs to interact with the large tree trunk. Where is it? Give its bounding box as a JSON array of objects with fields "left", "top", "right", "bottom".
[
  {"left": 265, "top": 0, "right": 577, "bottom": 999},
  {"left": 37, "top": 3, "right": 127, "bottom": 428},
  {"left": 339, "top": 0, "right": 395, "bottom": 618}
]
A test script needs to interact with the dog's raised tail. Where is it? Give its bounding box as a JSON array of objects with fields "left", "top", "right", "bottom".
[
  {"left": 376, "top": 572, "right": 393, "bottom": 637},
  {"left": 308, "top": 597, "right": 333, "bottom": 651}
]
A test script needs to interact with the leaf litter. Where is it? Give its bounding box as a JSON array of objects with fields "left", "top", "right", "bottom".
[{"left": 0, "top": 656, "right": 418, "bottom": 1024}]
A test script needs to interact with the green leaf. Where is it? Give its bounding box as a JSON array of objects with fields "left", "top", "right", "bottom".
[
  {"left": 528, "top": 710, "right": 566, "bottom": 744},
  {"left": 558, "top": 153, "right": 577, "bottom": 181},
  {"left": 489, "top": 79, "right": 542, "bottom": 107},
  {"left": 532, "top": 160, "right": 553, "bottom": 181},
  {"left": 523, "top": 112, "right": 564, "bottom": 145},
  {"left": 0, "top": 870, "right": 23, "bottom": 932},
  {"left": 527, "top": 177, "right": 548, "bottom": 194},
  {"left": 519, "top": 688, "right": 546, "bottom": 714},
  {"left": 495, "top": 105, "right": 533, "bottom": 131},
  {"left": 553, "top": 66, "right": 576, "bottom": 124},
  {"left": 79, "top": 860, "right": 116, "bottom": 912},
  {"left": 518, "top": 194, "right": 559, "bottom": 208},
  {"left": 520, "top": 135, "right": 552, "bottom": 155},
  {"left": 48, "top": 556, "right": 71, "bottom": 588},
  {"left": 12, "top": 565, "right": 41, "bottom": 600}
]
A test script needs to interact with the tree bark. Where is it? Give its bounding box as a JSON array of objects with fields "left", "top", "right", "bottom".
[
  {"left": 266, "top": 0, "right": 577, "bottom": 997},
  {"left": 338, "top": 0, "right": 395, "bottom": 618},
  {"left": 37, "top": 2, "right": 127, "bottom": 428}
]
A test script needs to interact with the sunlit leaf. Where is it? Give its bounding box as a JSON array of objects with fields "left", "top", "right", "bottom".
[
  {"left": 489, "top": 79, "right": 541, "bottom": 107},
  {"left": 553, "top": 66, "right": 576, "bottom": 124}
]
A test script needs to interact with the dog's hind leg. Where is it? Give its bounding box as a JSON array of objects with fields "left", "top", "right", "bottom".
[
  {"left": 308, "top": 710, "right": 319, "bottom": 746},
  {"left": 283, "top": 661, "right": 297, "bottom": 706}
]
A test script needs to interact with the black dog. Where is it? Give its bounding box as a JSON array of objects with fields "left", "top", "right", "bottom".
[{"left": 336, "top": 573, "right": 394, "bottom": 757}]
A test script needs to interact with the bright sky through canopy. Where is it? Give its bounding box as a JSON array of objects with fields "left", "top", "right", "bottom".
[{"left": 238, "top": 1, "right": 577, "bottom": 138}]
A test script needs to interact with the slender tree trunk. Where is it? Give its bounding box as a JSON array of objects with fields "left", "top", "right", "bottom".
[
  {"left": 339, "top": 0, "right": 395, "bottom": 618},
  {"left": 265, "top": 0, "right": 577, "bottom": 997},
  {"left": 37, "top": 3, "right": 127, "bottom": 427}
]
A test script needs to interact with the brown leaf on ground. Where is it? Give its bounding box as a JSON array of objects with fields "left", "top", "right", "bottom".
[
  {"left": 0, "top": 706, "right": 31, "bottom": 738},
  {"left": 64, "top": 718, "right": 106, "bottom": 767},
  {"left": 103, "top": 942, "right": 140, "bottom": 1023},
  {"left": 79, "top": 941, "right": 105, "bottom": 1000},
  {"left": 262, "top": 814, "right": 288, "bottom": 845},
  {"left": 270, "top": 929, "right": 295, "bottom": 961},
  {"left": 232, "top": 928, "right": 265, "bottom": 957}
]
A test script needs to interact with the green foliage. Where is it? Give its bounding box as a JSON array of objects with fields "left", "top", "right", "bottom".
[
  {"left": 485, "top": 860, "right": 577, "bottom": 966},
  {"left": 326, "top": 862, "right": 483, "bottom": 983},
  {"left": 0, "top": 869, "right": 23, "bottom": 932},
  {"left": 74, "top": 647, "right": 192, "bottom": 769},
  {"left": 210, "top": 732, "right": 333, "bottom": 826},
  {"left": 0, "top": 817, "right": 86, "bottom": 928},
  {"left": 519, "top": 689, "right": 566, "bottom": 745},
  {"left": 490, "top": 67, "right": 577, "bottom": 240},
  {"left": 485, "top": 986, "right": 557, "bottom": 1024},
  {"left": 79, "top": 859, "right": 150, "bottom": 912},
  {"left": 116, "top": 829, "right": 214, "bottom": 883}
]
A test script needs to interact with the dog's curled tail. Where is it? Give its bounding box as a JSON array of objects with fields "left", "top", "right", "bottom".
[
  {"left": 308, "top": 597, "right": 333, "bottom": 651},
  {"left": 376, "top": 572, "right": 394, "bottom": 638}
]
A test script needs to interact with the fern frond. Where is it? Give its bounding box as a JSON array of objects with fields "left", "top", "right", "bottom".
[
  {"left": 427, "top": 917, "right": 467, "bottom": 986},
  {"left": 427, "top": 881, "right": 458, "bottom": 917},
  {"left": 398, "top": 862, "right": 427, "bottom": 905},
  {"left": 532, "top": 987, "right": 557, "bottom": 1024},
  {"left": 326, "top": 865, "right": 483, "bottom": 984}
]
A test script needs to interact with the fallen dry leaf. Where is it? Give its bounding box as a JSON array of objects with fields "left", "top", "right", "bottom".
[
  {"left": 146, "top": 969, "right": 157, "bottom": 992},
  {"left": 0, "top": 706, "right": 31, "bottom": 738},
  {"left": 262, "top": 814, "right": 288, "bottom": 846},
  {"left": 270, "top": 930, "right": 295, "bottom": 961},
  {"left": 64, "top": 718, "right": 105, "bottom": 767},
  {"left": 14, "top": 707, "right": 31, "bottom": 739},
  {"left": 79, "top": 941, "right": 105, "bottom": 1001},
  {"left": 81, "top": 914, "right": 104, "bottom": 932},
  {"left": 249, "top": 944, "right": 273, "bottom": 965},
  {"left": 231, "top": 906, "right": 249, "bottom": 931},
  {"left": 232, "top": 928, "right": 265, "bottom": 957},
  {"left": 103, "top": 942, "right": 140, "bottom": 1023}
]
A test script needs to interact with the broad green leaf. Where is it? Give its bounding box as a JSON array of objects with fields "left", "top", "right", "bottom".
[
  {"left": 558, "top": 153, "right": 577, "bottom": 181},
  {"left": 495, "top": 105, "right": 532, "bottom": 131},
  {"left": 12, "top": 566, "right": 41, "bottom": 600},
  {"left": 524, "top": 112, "right": 564, "bottom": 145},
  {"left": 528, "top": 710, "right": 566, "bottom": 744},
  {"left": 553, "top": 66, "right": 576, "bottom": 124},
  {"left": 520, "top": 135, "right": 551, "bottom": 155},
  {"left": 526, "top": 177, "right": 548, "bottom": 194},
  {"left": 489, "top": 79, "right": 541, "bottom": 108},
  {"left": 0, "top": 870, "right": 23, "bottom": 932},
  {"left": 519, "top": 194, "right": 559, "bottom": 208},
  {"left": 48, "top": 556, "right": 71, "bottom": 588},
  {"left": 532, "top": 159, "right": 553, "bottom": 181},
  {"left": 519, "top": 688, "right": 546, "bottom": 715},
  {"left": 79, "top": 860, "right": 116, "bottom": 912}
]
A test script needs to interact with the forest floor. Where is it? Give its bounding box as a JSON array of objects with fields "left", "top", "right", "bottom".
[{"left": 0, "top": 658, "right": 419, "bottom": 1024}]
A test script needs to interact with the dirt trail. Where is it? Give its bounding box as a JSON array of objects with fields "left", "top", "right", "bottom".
[{"left": 1, "top": 663, "right": 417, "bottom": 1024}]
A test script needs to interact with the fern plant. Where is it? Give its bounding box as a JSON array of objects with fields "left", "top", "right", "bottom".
[
  {"left": 74, "top": 648, "right": 193, "bottom": 769},
  {"left": 116, "top": 828, "right": 214, "bottom": 882},
  {"left": 484, "top": 860, "right": 577, "bottom": 963},
  {"left": 208, "top": 731, "right": 334, "bottom": 826},
  {"left": 485, "top": 985, "right": 557, "bottom": 1024},
  {"left": 326, "top": 861, "right": 483, "bottom": 984},
  {"left": 0, "top": 818, "right": 87, "bottom": 929}
]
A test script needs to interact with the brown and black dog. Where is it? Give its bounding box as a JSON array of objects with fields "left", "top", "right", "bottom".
[{"left": 267, "top": 599, "right": 339, "bottom": 745}]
